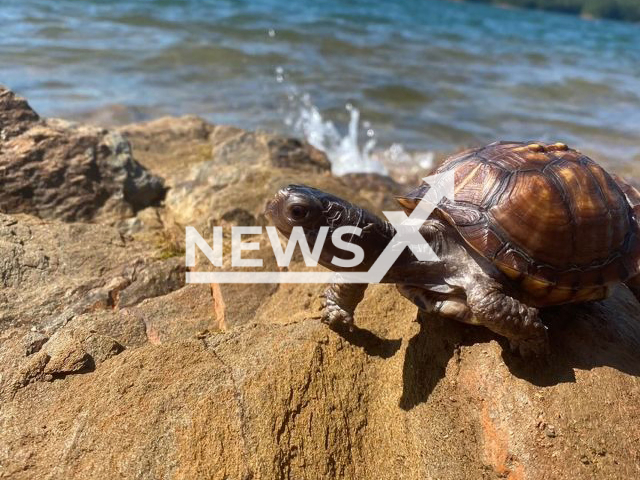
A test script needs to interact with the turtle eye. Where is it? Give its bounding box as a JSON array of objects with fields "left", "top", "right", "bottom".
[{"left": 289, "top": 204, "right": 309, "bottom": 220}]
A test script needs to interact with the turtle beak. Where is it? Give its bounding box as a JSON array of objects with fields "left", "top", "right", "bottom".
[
  {"left": 265, "top": 188, "right": 288, "bottom": 221},
  {"left": 265, "top": 187, "right": 295, "bottom": 235}
]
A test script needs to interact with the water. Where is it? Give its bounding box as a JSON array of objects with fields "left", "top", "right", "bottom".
[
  {"left": 2, "top": 0, "right": 640, "bottom": 174},
  {"left": 287, "top": 96, "right": 387, "bottom": 175}
]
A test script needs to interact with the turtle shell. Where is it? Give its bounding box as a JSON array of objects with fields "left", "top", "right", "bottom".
[{"left": 397, "top": 141, "right": 640, "bottom": 306}]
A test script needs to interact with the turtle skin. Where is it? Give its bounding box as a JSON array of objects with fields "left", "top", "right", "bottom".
[{"left": 398, "top": 141, "right": 640, "bottom": 308}]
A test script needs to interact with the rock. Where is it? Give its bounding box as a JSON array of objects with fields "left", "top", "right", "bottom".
[
  {"left": 41, "top": 330, "right": 93, "bottom": 376},
  {"left": 2, "top": 326, "right": 124, "bottom": 399},
  {"left": 1, "top": 91, "right": 640, "bottom": 479},
  {"left": 117, "top": 115, "right": 216, "bottom": 180},
  {"left": 125, "top": 283, "right": 217, "bottom": 344},
  {"left": 2, "top": 286, "right": 640, "bottom": 479},
  {"left": 117, "top": 256, "right": 186, "bottom": 308},
  {"left": 71, "top": 104, "right": 166, "bottom": 128},
  {"left": 341, "top": 172, "right": 407, "bottom": 210},
  {"left": 23, "top": 331, "right": 49, "bottom": 356},
  {"left": 64, "top": 310, "right": 149, "bottom": 349},
  {"left": 118, "top": 115, "right": 342, "bottom": 234},
  {"left": 0, "top": 86, "right": 40, "bottom": 138},
  {"left": 0, "top": 85, "right": 166, "bottom": 222},
  {"left": 163, "top": 141, "right": 373, "bottom": 234},
  {"left": 0, "top": 213, "right": 187, "bottom": 336},
  {"left": 266, "top": 137, "right": 331, "bottom": 173}
]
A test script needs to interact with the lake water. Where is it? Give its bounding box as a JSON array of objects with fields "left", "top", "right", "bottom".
[{"left": 2, "top": 0, "right": 640, "bottom": 174}]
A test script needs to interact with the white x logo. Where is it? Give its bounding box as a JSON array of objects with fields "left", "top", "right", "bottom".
[{"left": 339, "top": 169, "right": 455, "bottom": 283}]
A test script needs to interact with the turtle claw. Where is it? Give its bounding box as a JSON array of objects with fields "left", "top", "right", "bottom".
[
  {"left": 321, "top": 306, "right": 354, "bottom": 332},
  {"left": 508, "top": 324, "right": 550, "bottom": 359},
  {"left": 321, "top": 299, "right": 355, "bottom": 332}
]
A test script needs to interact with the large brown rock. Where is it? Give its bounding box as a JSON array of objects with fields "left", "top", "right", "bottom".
[
  {"left": 1, "top": 97, "right": 639, "bottom": 479},
  {"left": 0, "top": 86, "right": 165, "bottom": 222},
  {"left": 1, "top": 285, "right": 639, "bottom": 479}
]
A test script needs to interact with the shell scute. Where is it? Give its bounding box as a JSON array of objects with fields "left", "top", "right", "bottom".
[
  {"left": 456, "top": 220, "right": 504, "bottom": 260},
  {"left": 452, "top": 160, "right": 503, "bottom": 207},
  {"left": 490, "top": 170, "right": 573, "bottom": 266}
]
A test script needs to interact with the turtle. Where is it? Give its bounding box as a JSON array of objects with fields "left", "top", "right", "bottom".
[{"left": 266, "top": 141, "right": 640, "bottom": 356}]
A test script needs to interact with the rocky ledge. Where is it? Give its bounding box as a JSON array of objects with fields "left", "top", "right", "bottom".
[{"left": 0, "top": 86, "right": 639, "bottom": 480}]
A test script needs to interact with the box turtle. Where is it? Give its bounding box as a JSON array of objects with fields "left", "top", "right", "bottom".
[{"left": 267, "top": 141, "right": 640, "bottom": 356}]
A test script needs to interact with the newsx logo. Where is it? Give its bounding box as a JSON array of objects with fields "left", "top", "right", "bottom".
[{"left": 185, "top": 171, "right": 454, "bottom": 284}]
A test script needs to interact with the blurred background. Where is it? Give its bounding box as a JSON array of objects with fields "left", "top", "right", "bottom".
[{"left": 2, "top": 0, "right": 639, "bottom": 175}]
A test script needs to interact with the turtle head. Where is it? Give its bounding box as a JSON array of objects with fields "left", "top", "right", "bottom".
[{"left": 266, "top": 184, "right": 394, "bottom": 271}]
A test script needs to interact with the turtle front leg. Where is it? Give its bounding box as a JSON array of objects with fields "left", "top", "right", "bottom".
[
  {"left": 322, "top": 282, "right": 368, "bottom": 331},
  {"left": 466, "top": 285, "right": 549, "bottom": 357}
]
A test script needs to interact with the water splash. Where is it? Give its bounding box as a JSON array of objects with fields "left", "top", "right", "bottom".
[
  {"left": 373, "top": 143, "right": 435, "bottom": 181},
  {"left": 285, "top": 92, "right": 388, "bottom": 177},
  {"left": 278, "top": 67, "right": 436, "bottom": 178}
]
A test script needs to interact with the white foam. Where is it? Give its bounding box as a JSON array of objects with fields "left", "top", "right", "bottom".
[
  {"left": 372, "top": 143, "right": 435, "bottom": 172},
  {"left": 285, "top": 93, "right": 388, "bottom": 177}
]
